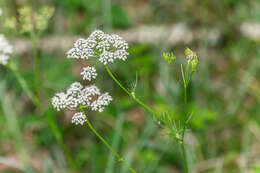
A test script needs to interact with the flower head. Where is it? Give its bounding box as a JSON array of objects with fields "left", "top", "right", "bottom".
[
  {"left": 80, "top": 66, "right": 97, "bottom": 81},
  {"left": 0, "top": 34, "right": 13, "bottom": 65},
  {"left": 52, "top": 82, "right": 112, "bottom": 124},
  {"left": 51, "top": 92, "right": 68, "bottom": 111},
  {"left": 67, "top": 30, "right": 129, "bottom": 65},
  {"left": 18, "top": 6, "right": 54, "bottom": 34},
  {"left": 72, "top": 112, "right": 86, "bottom": 125},
  {"left": 91, "top": 93, "right": 113, "bottom": 112}
]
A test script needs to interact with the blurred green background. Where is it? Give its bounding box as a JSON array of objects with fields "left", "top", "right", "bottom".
[{"left": 0, "top": 0, "right": 260, "bottom": 172}]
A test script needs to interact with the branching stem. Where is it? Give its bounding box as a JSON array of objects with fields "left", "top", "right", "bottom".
[{"left": 105, "top": 66, "right": 161, "bottom": 121}]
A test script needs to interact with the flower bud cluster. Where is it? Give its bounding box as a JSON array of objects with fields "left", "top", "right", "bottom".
[
  {"left": 4, "top": 6, "right": 54, "bottom": 34},
  {"left": 67, "top": 30, "right": 129, "bottom": 65},
  {"left": 184, "top": 48, "right": 198, "bottom": 71}
]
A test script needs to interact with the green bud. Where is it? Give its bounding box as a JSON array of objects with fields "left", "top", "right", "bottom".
[
  {"left": 162, "top": 52, "right": 176, "bottom": 64},
  {"left": 19, "top": 6, "right": 34, "bottom": 33},
  {"left": 35, "top": 7, "right": 54, "bottom": 31},
  {"left": 4, "top": 17, "right": 17, "bottom": 30},
  {"left": 184, "top": 48, "right": 198, "bottom": 71}
]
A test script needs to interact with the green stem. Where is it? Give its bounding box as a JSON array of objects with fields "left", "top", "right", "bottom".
[
  {"left": 31, "top": 35, "right": 40, "bottom": 95},
  {"left": 106, "top": 66, "right": 191, "bottom": 172},
  {"left": 6, "top": 63, "right": 80, "bottom": 172},
  {"left": 184, "top": 86, "right": 187, "bottom": 106},
  {"left": 105, "top": 66, "right": 161, "bottom": 120},
  {"left": 80, "top": 106, "right": 136, "bottom": 173},
  {"left": 7, "top": 63, "right": 41, "bottom": 108},
  {"left": 180, "top": 141, "right": 189, "bottom": 173}
]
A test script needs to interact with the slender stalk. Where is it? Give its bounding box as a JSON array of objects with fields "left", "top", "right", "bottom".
[
  {"left": 105, "top": 66, "right": 161, "bottom": 120},
  {"left": 79, "top": 106, "right": 136, "bottom": 173},
  {"left": 184, "top": 86, "right": 187, "bottom": 106},
  {"left": 180, "top": 141, "right": 189, "bottom": 173},
  {"left": 180, "top": 117, "right": 189, "bottom": 173},
  {"left": 6, "top": 63, "right": 80, "bottom": 172},
  {"left": 7, "top": 63, "right": 41, "bottom": 108},
  {"left": 31, "top": 34, "right": 40, "bottom": 95},
  {"left": 181, "top": 63, "right": 190, "bottom": 173}
]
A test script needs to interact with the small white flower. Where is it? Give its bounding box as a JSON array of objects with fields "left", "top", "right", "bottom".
[
  {"left": 72, "top": 112, "right": 86, "bottom": 125},
  {"left": 67, "top": 38, "right": 95, "bottom": 59},
  {"left": 51, "top": 92, "right": 68, "bottom": 111},
  {"left": 67, "top": 30, "right": 129, "bottom": 65},
  {"left": 77, "top": 85, "right": 101, "bottom": 107},
  {"left": 0, "top": 34, "right": 13, "bottom": 65},
  {"left": 51, "top": 82, "right": 111, "bottom": 113},
  {"left": 0, "top": 54, "right": 9, "bottom": 65},
  {"left": 67, "top": 82, "right": 83, "bottom": 96},
  {"left": 91, "top": 92, "right": 113, "bottom": 112},
  {"left": 0, "top": 9, "right": 2, "bottom": 16},
  {"left": 99, "top": 51, "right": 114, "bottom": 65},
  {"left": 80, "top": 66, "right": 97, "bottom": 81}
]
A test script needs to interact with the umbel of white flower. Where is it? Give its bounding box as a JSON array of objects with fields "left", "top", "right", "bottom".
[
  {"left": 52, "top": 82, "right": 112, "bottom": 111},
  {"left": 0, "top": 34, "right": 13, "bottom": 65},
  {"left": 67, "top": 30, "right": 129, "bottom": 65},
  {"left": 52, "top": 82, "right": 112, "bottom": 125},
  {"left": 72, "top": 112, "right": 86, "bottom": 125},
  {"left": 81, "top": 66, "right": 97, "bottom": 81}
]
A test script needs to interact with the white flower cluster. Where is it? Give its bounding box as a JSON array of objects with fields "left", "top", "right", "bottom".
[
  {"left": 53, "top": 30, "right": 122, "bottom": 125},
  {"left": 67, "top": 30, "right": 129, "bottom": 65},
  {"left": 0, "top": 34, "right": 13, "bottom": 65},
  {"left": 52, "top": 82, "right": 112, "bottom": 125},
  {"left": 72, "top": 112, "right": 86, "bottom": 125},
  {"left": 80, "top": 66, "right": 97, "bottom": 81},
  {"left": 52, "top": 82, "right": 112, "bottom": 111}
]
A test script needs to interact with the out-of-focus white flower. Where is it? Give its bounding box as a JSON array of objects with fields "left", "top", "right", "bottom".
[
  {"left": 72, "top": 112, "right": 86, "bottom": 125},
  {"left": 241, "top": 22, "right": 260, "bottom": 41},
  {"left": 51, "top": 82, "right": 112, "bottom": 114},
  {"left": 0, "top": 34, "right": 13, "bottom": 65},
  {"left": 67, "top": 30, "right": 129, "bottom": 65},
  {"left": 80, "top": 66, "right": 97, "bottom": 81},
  {"left": 0, "top": 9, "right": 2, "bottom": 16}
]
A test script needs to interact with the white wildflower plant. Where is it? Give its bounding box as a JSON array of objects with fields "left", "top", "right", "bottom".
[
  {"left": 52, "top": 30, "right": 130, "bottom": 125},
  {"left": 51, "top": 30, "right": 135, "bottom": 172},
  {"left": 51, "top": 30, "right": 199, "bottom": 172},
  {"left": 0, "top": 34, "right": 13, "bottom": 65},
  {"left": 67, "top": 30, "right": 129, "bottom": 65}
]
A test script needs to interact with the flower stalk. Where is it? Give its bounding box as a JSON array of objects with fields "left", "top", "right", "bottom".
[
  {"left": 105, "top": 65, "right": 161, "bottom": 121},
  {"left": 79, "top": 105, "right": 136, "bottom": 173}
]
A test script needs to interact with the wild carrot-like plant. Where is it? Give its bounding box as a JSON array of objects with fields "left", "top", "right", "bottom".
[
  {"left": 52, "top": 30, "right": 136, "bottom": 173},
  {"left": 61, "top": 30, "right": 199, "bottom": 172}
]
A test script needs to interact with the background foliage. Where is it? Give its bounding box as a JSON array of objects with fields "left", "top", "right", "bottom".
[{"left": 0, "top": 0, "right": 260, "bottom": 172}]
